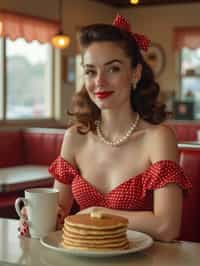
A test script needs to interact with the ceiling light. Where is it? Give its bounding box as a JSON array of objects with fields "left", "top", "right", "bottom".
[
  {"left": 130, "top": 0, "right": 140, "bottom": 5},
  {"left": 51, "top": 0, "right": 70, "bottom": 49},
  {"left": 52, "top": 34, "right": 70, "bottom": 49}
]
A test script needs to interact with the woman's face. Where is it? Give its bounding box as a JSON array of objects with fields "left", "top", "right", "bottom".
[{"left": 82, "top": 41, "right": 135, "bottom": 110}]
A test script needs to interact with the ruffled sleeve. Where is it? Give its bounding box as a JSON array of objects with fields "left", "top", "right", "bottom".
[
  {"left": 141, "top": 160, "right": 192, "bottom": 198},
  {"left": 48, "top": 156, "right": 79, "bottom": 185}
]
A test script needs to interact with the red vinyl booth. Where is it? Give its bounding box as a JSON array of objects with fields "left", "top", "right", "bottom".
[{"left": 179, "top": 148, "right": 200, "bottom": 242}]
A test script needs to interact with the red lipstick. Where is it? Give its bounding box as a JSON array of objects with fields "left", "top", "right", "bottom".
[{"left": 95, "top": 91, "right": 114, "bottom": 99}]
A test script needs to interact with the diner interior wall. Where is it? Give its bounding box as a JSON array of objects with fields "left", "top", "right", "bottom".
[
  {"left": 2, "top": 1, "right": 200, "bottom": 124},
  {"left": 122, "top": 3, "right": 200, "bottom": 98},
  {"left": 0, "top": 0, "right": 58, "bottom": 20}
]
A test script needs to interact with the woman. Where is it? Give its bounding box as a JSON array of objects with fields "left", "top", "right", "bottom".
[{"left": 20, "top": 15, "right": 191, "bottom": 241}]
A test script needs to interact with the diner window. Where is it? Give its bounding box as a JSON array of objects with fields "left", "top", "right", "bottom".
[
  {"left": 174, "top": 27, "right": 200, "bottom": 119},
  {"left": 0, "top": 10, "right": 60, "bottom": 122},
  {"left": 180, "top": 48, "right": 200, "bottom": 118},
  {"left": 5, "top": 38, "right": 53, "bottom": 119}
]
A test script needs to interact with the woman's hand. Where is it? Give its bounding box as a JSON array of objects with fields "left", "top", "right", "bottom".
[
  {"left": 17, "top": 207, "right": 30, "bottom": 237},
  {"left": 56, "top": 205, "right": 67, "bottom": 230}
]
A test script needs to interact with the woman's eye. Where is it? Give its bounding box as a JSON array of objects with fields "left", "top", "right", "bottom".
[
  {"left": 84, "top": 70, "right": 96, "bottom": 77},
  {"left": 109, "top": 66, "right": 120, "bottom": 73}
]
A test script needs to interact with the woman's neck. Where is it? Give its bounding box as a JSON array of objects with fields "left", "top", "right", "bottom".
[{"left": 100, "top": 106, "right": 138, "bottom": 141}]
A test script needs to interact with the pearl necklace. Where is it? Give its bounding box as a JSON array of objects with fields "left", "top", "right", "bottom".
[{"left": 96, "top": 113, "right": 140, "bottom": 147}]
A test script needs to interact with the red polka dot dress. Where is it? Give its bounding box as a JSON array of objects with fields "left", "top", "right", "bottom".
[{"left": 49, "top": 156, "right": 192, "bottom": 211}]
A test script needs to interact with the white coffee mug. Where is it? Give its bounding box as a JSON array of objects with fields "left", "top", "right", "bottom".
[{"left": 15, "top": 188, "right": 59, "bottom": 239}]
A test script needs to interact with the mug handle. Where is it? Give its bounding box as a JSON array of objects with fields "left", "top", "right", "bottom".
[{"left": 14, "top": 197, "right": 28, "bottom": 219}]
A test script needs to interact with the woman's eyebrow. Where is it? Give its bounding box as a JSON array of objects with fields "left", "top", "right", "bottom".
[
  {"left": 104, "top": 59, "right": 123, "bottom": 66},
  {"left": 83, "top": 59, "right": 123, "bottom": 68},
  {"left": 83, "top": 64, "right": 95, "bottom": 68}
]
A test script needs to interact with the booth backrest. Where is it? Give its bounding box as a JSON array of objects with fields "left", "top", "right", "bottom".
[
  {"left": 23, "top": 129, "right": 64, "bottom": 165},
  {"left": 179, "top": 148, "right": 200, "bottom": 242},
  {"left": 169, "top": 122, "right": 200, "bottom": 141},
  {"left": 0, "top": 128, "right": 65, "bottom": 167},
  {"left": 0, "top": 130, "right": 24, "bottom": 167}
]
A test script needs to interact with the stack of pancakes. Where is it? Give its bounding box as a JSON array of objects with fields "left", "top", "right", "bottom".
[{"left": 61, "top": 212, "right": 129, "bottom": 250}]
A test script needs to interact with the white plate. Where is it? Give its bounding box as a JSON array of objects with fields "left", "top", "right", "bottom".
[{"left": 40, "top": 230, "right": 153, "bottom": 257}]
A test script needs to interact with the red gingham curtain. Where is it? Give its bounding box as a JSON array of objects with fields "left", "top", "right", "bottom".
[
  {"left": 0, "top": 9, "right": 60, "bottom": 44},
  {"left": 174, "top": 27, "right": 200, "bottom": 50}
]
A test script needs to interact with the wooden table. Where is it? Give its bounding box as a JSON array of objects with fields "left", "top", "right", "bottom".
[
  {"left": 0, "top": 218, "right": 199, "bottom": 266},
  {"left": 0, "top": 165, "right": 53, "bottom": 192}
]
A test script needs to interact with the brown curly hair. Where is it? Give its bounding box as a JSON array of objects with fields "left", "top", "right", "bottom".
[{"left": 67, "top": 24, "right": 168, "bottom": 133}]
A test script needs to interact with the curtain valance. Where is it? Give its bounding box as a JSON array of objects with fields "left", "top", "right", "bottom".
[
  {"left": 0, "top": 9, "right": 60, "bottom": 43},
  {"left": 174, "top": 27, "right": 200, "bottom": 50}
]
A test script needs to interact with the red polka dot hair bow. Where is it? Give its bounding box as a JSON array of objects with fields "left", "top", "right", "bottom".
[{"left": 112, "top": 14, "right": 151, "bottom": 52}]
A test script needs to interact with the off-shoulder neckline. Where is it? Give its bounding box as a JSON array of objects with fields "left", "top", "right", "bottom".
[{"left": 58, "top": 156, "right": 181, "bottom": 195}]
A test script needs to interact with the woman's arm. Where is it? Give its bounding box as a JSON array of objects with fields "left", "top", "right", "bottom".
[
  {"left": 54, "top": 180, "right": 74, "bottom": 216},
  {"left": 79, "top": 125, "right": 182, "bottom": 242},
  {"left": 53, "top": 126, "right": 80, "bottom": 222},
  {"left": 85, "top": 183, "right": 182, "bottom": 242}
]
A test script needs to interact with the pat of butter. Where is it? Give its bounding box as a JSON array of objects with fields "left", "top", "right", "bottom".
[{"left": 90, "top": 211, "right": 103, "bottom": 219}]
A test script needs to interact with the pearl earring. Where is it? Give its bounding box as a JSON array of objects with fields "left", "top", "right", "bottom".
[{"left": 132, "top": 80, "right": 138, "bottom": 89}]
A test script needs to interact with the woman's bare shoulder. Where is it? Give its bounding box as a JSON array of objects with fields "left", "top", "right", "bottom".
[
  {"left": 145, "top": 123, "right": 176, "bottom": 138},
  {"left": 143, "top": 123, "right": 178, "bottom": 163},
  {"left": 60, "top": 124, "right": 88, "bottom": 163}
]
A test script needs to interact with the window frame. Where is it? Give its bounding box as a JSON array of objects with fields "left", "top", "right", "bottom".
[{"left": 0, "top": 36, "right": 60, "bottom": 127}]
